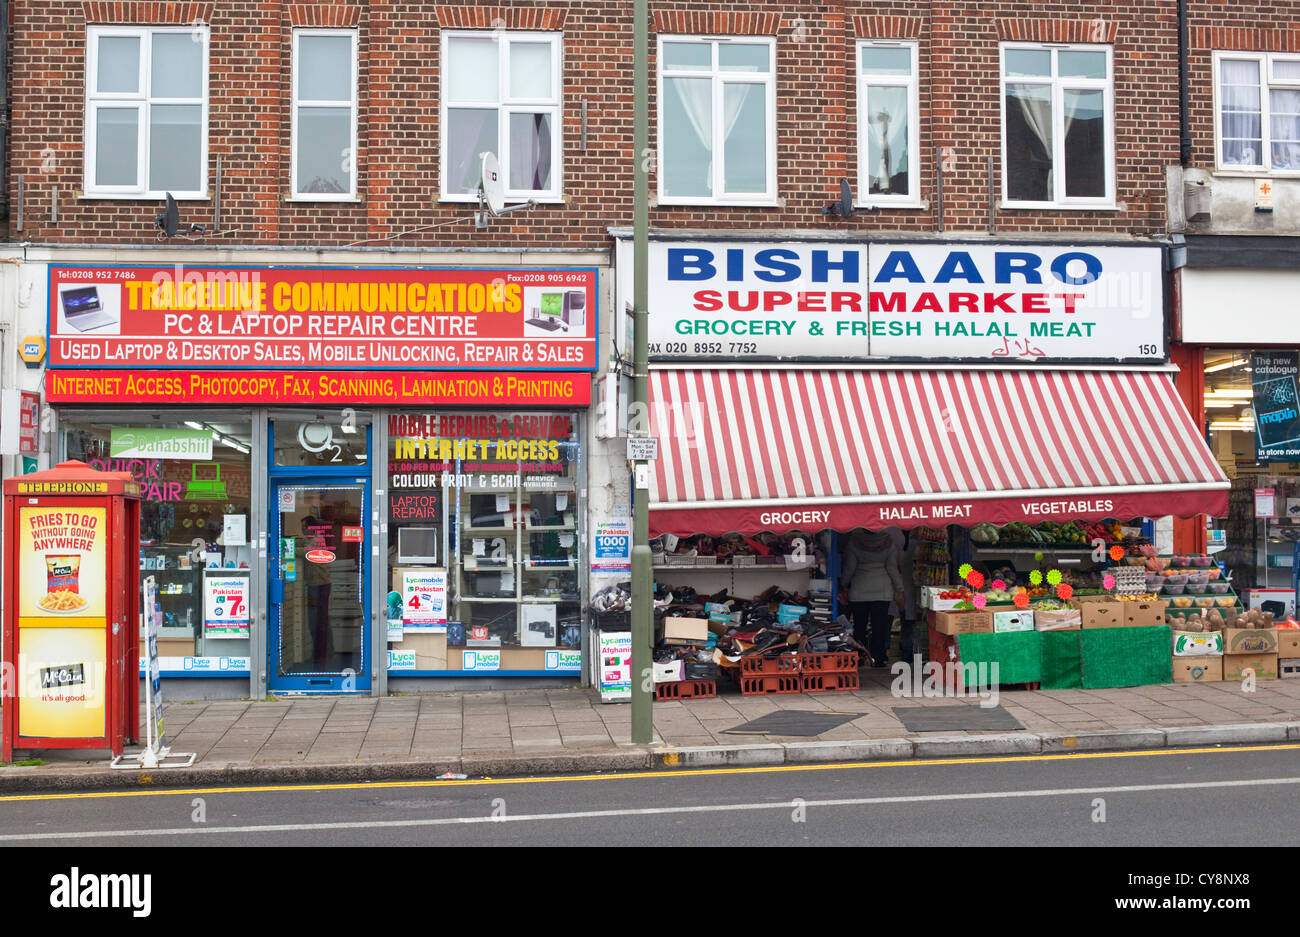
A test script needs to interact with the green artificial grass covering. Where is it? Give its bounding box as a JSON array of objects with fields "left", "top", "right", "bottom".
[
  {"left": 956, "top": 631, "right": 1042, "bottom": 684},
  {"left": 1079, "top": 625, "right": 1174, "bottom": 689},
  {"left": 1039, "top": 629, "right": 1085, "bottom": 690}
]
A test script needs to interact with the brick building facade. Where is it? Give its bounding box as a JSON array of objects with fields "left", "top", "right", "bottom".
[
  {"left": 4, "top": 1, "right": 1186, "bottom": 245},
  {"left": 1, "top": 2, "right": 1293, "bottom": 699}
]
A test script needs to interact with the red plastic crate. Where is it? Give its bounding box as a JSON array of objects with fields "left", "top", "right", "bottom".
[
  {"left": 740, "top": 654, "right": 801, "bottom": 675},
  {"left": 654, "top": 679, "right": 717, "bottom": 701},
  {"left": 798, "top": 651, "right": 859, "bottom": 673},
  {"left": 801, "top": 671, "right": 861, "bottom": 693},
  {"left": 739, "top": 673, "right": 802, "bottom": 696}
]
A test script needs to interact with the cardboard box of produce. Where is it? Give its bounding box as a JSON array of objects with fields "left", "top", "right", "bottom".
[
  {"left": 1221, "top": 627, "right": 1278, "bottom": 655},
  {"left": 1277, "top": 629, "right": 1300, "bottom": 657},
  {"left": 1078, "top": 599, "right": 1125, "bottom": 629},
  {"left": 1034, "top": 607, "right": 1082, "bottom": 631},
  {"left": 1172, "top": 657, "right": 1223, "bottom": 683},
  {"left": 661, "top": 617, "right": 710, "bottom": 644},
  {"left": 1171, "top": 630, "right": 1224, "bottom": 657},
  {"left": 1222, "top": 653, "right": 1278, "bottom": 682},
  {"left": 1123, "top": 601, "right": 1166, "bottom": 628},
  {"left": 932, "top": 610, "right": 993, "bottom": 635},
  {"left": 992, "top": 610, "right": 1034, "bottom": 633}
]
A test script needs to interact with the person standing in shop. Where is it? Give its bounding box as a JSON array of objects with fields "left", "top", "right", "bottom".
[
  {"left": 887, "top": 527, "right": 919, "bottom": 663},
  {"left": 840, "top": 528, "right": 905, "bottom": 667}
]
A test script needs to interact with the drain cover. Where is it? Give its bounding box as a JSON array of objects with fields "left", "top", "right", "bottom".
[
  {"left": 722, "top": 710, "right": 862, "bottom": 737},
  {"left": 892, "top": 704, "right": 1023, "bottom": 732}
]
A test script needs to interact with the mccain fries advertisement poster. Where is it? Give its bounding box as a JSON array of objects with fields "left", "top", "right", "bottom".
[{"left": 18, "top": 506, "right": 107, "bottom": 619}]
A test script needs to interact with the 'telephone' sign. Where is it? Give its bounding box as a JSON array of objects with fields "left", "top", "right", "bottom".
[{"left": 618, "top": 239, "right": 1165, "bottom": 362}]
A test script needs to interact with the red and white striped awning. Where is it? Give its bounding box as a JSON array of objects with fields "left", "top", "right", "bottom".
[{"left": 648, "top": 367, "right": 1229, "bottom": 536}]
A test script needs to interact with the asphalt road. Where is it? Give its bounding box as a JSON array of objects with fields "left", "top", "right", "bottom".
[{"left": 1, "top": 745, "right": 1297, "bottom": 847}]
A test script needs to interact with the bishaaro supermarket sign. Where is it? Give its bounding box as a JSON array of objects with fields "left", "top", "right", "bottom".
[{"left": 617, "top": 239, "right": 1164, "bottom": 363}]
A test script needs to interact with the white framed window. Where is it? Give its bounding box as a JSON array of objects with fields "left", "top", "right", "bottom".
[
  {"left": 1000, "top": 43, "right": 1114, "bottom": 208},
  {"left": 1212, "top": 51, "right": 1300, "bottom": 174},
  {"left": 291, "top": 29, "right": 359, "bottom": 200},
  {"left": 84, "top": 25, "right": 209, "bottom": 198},
  {"left": 440, "top": 30, "right": 562, "bottom": 202},
  {"left": 657, "top": 36, "right": 777, "bottom": 205},
  {"left": 857, "top": 40, "right": 920, "bottom": 206}
]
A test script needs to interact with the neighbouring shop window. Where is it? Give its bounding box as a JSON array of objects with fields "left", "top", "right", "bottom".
[
  {"left": 658, "top": 35, "right": 776, "bottom": 204},
  {"left": 385, "top": 411, "right": 584, "bottom": 674},
  {"left": 1000, "top": 43, "right": 1113, "bottom": 206},
  {"left": 1213, "top": 52, "right": 1300, "bottom": 173},
  {"left": 440, "top": 30, "right": 562, "bottom": 201},
  {"left": 85, "top": 25, "right": 209, "bottom": 197},
  {"left": 1204, "top": 349, "right": 1300, "bottom": 595},
  {"left": 62, "top": 415, "right": 254, "bottom": 667},
  {"left": 858, "top": 41, "right": 919, "bottom": 204},
  {"left": 291, "top": 29, "right": 359, "bottom": 198}
]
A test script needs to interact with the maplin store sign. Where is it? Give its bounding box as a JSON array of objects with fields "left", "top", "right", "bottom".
[{"left": 616, "top": 240, "right": 1165, "bottom": 363}]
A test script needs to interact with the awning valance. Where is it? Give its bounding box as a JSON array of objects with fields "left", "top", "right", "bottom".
[{"left": 648, "top": 368, "right": 1229, "bottom": 536}]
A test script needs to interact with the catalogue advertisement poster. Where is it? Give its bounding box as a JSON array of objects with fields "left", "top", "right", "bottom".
[{"left": 1252, "top": 351, "right": 1300, "bottom": 461}]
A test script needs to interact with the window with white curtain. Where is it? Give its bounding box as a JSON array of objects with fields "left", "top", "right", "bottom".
[
  {"left": 1000, "top": 43, "right": 1113, "bottom": 207},
  {"left": 1213, "top": 52, "right": 1300, "bottom": 173},
  {"left": 440, "top": 31, "right": 562, "bottom": 201},
  {"left": 857, "top": 41, "right": 919, "bottom": 206},
  {"left": 657, "top": 36, "right": 776, "bottom": 204},
  {"left": 292, "top": 29, "right": 358, "bottom": 199},
  {"left": 85, "top": 26, "right": 208, "bottom": 197}
]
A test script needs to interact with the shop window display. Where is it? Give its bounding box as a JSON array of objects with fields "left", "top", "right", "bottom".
[
  {"left": 1203, "top": 349, "right": 1300, "bottom": 596},
  {"left": 62, "top": 416, "right": 254, "bottom": 666},
  {"left": 385, "top": 411, "right": 583, "bottom": 674}
]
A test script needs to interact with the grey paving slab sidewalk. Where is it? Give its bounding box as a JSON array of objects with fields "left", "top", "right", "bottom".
[{"left": 4, "top": 670, "right": 1300, "bottom": 788}]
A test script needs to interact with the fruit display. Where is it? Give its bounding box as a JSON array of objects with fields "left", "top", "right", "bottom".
[{"left": 1117, "top": 593, "right": 1160, "bottom": 602}]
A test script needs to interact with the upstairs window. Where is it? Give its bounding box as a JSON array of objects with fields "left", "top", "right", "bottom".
[
  {"left": 858, "top": 41, "right": 920, "bottom": 206},
  {"left": 1214, "top": 52, "right": 1300, "bottom": 173},
  {"left": 1000, "top": 43, "right": 1114, "bottom": 207},
  {"left": 85, "top": 26, "right": 209, "bottom": 198},
  {"left": 657, "top": 36, "right": 777, "bottom": 204},
  {"left": 292, "top": 29, "right": 359, "bottom": 199},
  {"left": 440, "top": 31, "right": 562, "bottom": 202}
]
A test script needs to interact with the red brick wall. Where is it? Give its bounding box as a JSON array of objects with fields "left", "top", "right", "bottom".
[
  {"left": 1185, "top": 3, "right": 1300, "bottom": 169},
  {"left": 6, "top": 0, "right": 1182, "bottom": 248}
]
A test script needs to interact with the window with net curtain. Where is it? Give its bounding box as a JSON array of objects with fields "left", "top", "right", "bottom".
[
  {"left": 87, "top": 27, "right": 206, "bottom": 196},
  {"left": 1002, "top": 46, "right": 1109, "bottom": 204},
  {"left": 1217, "top": 55, "right": 1300, "bottom": 171},
  {"left": 443, "top": 33, "right": 560, "bottom": 199},
  {"left": 859, "top": 44, "right": 916, "bottom": 201},
  {"left": 660, "top": 38, "right": 773, "bottom": 201}
]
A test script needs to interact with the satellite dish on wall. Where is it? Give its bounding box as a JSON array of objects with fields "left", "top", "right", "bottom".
[
  {"left": 822, "top": 178, "right": 873, "bottom": 219},
  {"left": 480, "top": 152, "right": 505, "bottom": 215},
  {"left": 155, "top": 193, "right": 179, "bottom": 237}
]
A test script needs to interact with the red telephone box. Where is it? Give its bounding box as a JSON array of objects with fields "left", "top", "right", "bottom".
[{"left": 3, "top": 461, "right": 142, "bottom": 761}]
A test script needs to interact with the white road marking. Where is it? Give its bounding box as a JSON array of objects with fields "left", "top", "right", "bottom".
[{"left": 3, "top": 775, "right": 1300, "bottom": 841}]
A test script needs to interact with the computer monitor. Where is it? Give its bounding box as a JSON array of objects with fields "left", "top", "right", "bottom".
[
  {"left": 397, "top": 526, "right": 439, "bottom": 564},
  {"left": 539, "top": 292, "right": 563, "bottom": 321}
]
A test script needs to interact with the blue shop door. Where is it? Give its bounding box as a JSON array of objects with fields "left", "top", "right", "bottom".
[{"left": 268, "top": 479, "right": 370, "bottom": 693}]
